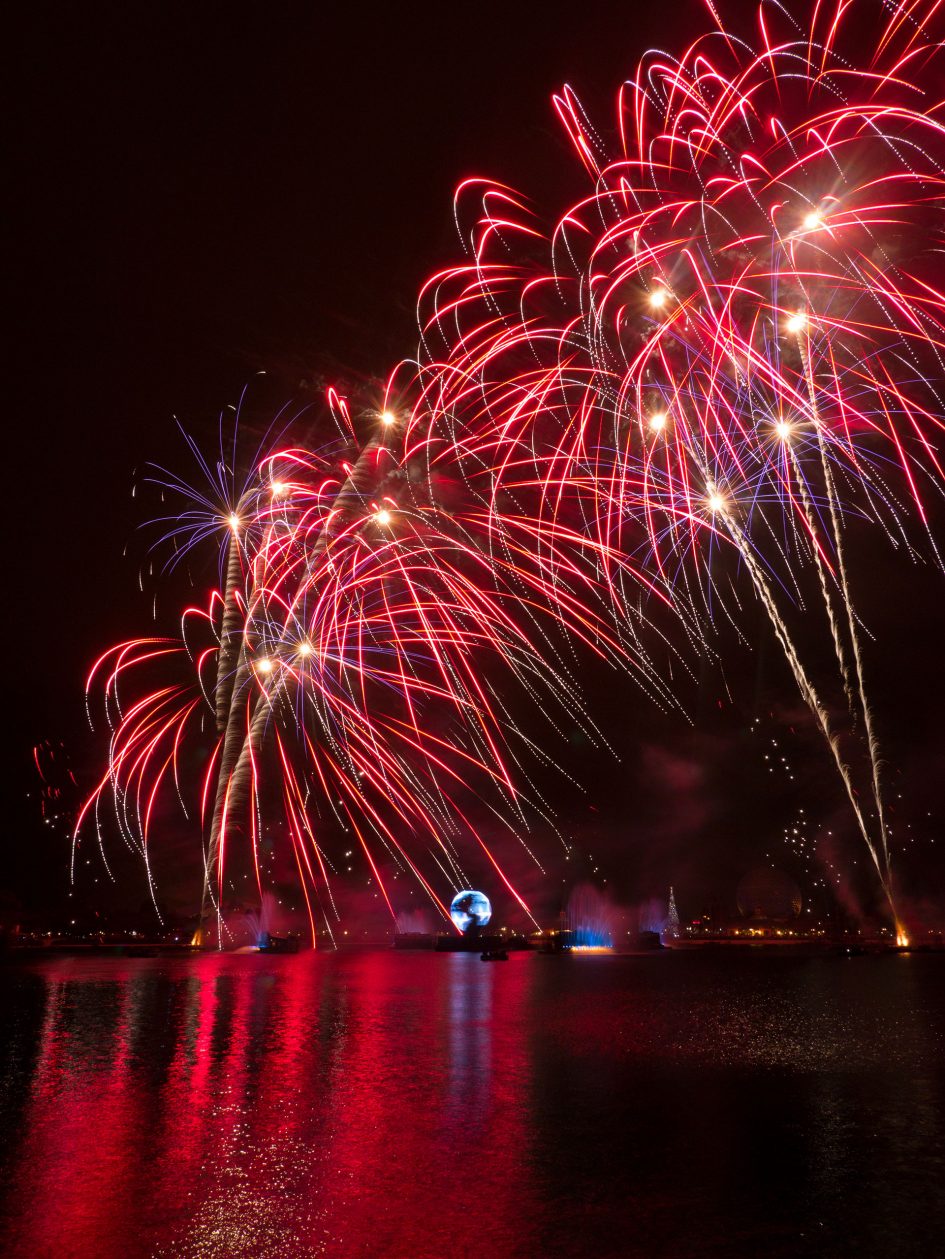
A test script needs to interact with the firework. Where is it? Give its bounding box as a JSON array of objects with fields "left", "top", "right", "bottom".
[
  {"left": 77, "top": 0, "right": 945, "bottom": 944},
  {"left": 77, "top": 393, "right": 642, "bottom": 944},
  {"left": 406, "top": 0, "right": 945, "bottom": 935}
]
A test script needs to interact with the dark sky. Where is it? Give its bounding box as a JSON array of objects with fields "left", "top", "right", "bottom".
[{"left": 9, "top": 0, "right": 944, "bottom": 927}]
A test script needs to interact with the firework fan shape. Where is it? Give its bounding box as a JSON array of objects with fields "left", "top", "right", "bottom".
[
  {"left": 405, "top": 0, "right": 945, "bottom": 933},
  {"left": 76, "top": 389, "right": 643, "bottom": 944}
]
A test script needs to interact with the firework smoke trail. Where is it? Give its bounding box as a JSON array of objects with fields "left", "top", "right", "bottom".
[
  {"left": 215, "top": 522, "right": 247, "bottom": 735},
  {"left": 405, "top": 0, "right": 945, "bottom": 934},
  {"left": 201, "top": 424, "right": 392, "bottom": 938}
]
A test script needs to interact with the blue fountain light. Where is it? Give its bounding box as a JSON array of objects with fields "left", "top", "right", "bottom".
[
  {"left": 571, "top": 925, "right": 613, "bottom": 949},
  {"left": 449, "top": 889, "right": 492, "bottom": 933}
]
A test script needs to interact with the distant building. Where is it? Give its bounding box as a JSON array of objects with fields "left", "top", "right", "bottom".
[
  {"left": 736, "top": 868, "right": 803, "bottom": 921},
  {"left": 665, "top": 868, "right": 826, "bottom": 949}
]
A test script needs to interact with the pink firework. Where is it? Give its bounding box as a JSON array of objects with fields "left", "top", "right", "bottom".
[
  {"left": 76, "top": 400, "right": 640, "bottom": 944},
  {"left": 403, "top": 0, "right": 945, "bottom": 931}
]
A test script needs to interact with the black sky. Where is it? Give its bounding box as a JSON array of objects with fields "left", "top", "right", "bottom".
[{"left": 9, "top": 0, "right": 944, "bottom": 924}]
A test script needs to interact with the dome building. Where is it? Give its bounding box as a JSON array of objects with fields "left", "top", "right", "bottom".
[
  {"left": 736, "top": 868, "right": 803, "bottom": 922},
  {"left": 663, "top": 867, "right": 825, "bottom": 949}
]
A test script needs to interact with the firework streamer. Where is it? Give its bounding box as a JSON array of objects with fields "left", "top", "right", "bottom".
[
  {"left": 711, "top": 492, "right": 895, "bottom": 907},
  {"left": 794, "top": 328, "right": 893, "bottom": 879}
]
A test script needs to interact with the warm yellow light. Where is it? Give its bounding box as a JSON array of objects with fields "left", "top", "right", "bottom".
[
  {"left": 896, "top": 926, "right": 909, "bottom": 948},
  {"left": 375, "top": 509, "right": 392, "bottom": 526},
  {"left": 649, "top": 288, "right": 669, "bottom": 309},
  {"left": 649, "top": 411, "right": 668, "bottom": 432},
  {"left": 227, "top": 513, "right": 240, "bottom": 531},
  {"left": 297, "top": 642, "right": 312, "bottom": 658},
  {"left": 802, "top": 210, "right": 822, "bottom": 231},
  {"left": 775, "top": 420, "right": 792, "bottom": 440},
  {"left": 381, "top": 410, "right": 396, "bottom": 426},
  {"left": 257, "top": 657, "right": 273, "bottom": 674},
  {"left": 708, "top": 492, "right": 726, "bottom": 514},
  {"left": 787, "top": 311, "right": 807, "bottom": 334},
  {"left": 271, "top": 480, "right": 288, "bottom": 497}
]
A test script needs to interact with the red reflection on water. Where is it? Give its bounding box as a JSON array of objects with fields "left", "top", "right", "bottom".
[
  {"left": 6, "top": 952, "right": 540, "bottom": 1258},
  {"left": 318, "top": 953, "right": 537, "bottom": 1255},
  {"left": 14, "top": 967, "right": 144, "bottom": 1257}
]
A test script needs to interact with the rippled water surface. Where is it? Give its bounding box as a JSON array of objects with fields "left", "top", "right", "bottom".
[{"left": 1, "top": 950, "right": 943, "bottom": 1257}]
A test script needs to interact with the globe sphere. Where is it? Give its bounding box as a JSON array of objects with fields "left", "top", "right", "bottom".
[{"left": 449, "top": 889, "right": 492, "bottom": 933}]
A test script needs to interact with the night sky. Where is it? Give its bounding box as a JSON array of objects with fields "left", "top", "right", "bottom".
[{"left": 9, "top": 0, "right": 944, "bottom": 929}]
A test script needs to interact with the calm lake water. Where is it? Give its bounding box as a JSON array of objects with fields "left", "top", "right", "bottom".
[{"left": 1, "top": 950, "right": 943, "bottom": 1258}]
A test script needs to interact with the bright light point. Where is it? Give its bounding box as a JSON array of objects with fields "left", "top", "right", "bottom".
[
  {"left": 257, "top": 658, "right": 273, "bottom": 674},
  {"left": 775, "top": 420, "right": 792, "bottom": 440},
  {"left": 297, "top": 642, "right": 312, "bottom": 658},
  {"left": 271, "top": 480, "right": 287, "bottom": 497},
  {"left": 802, "top": 211, "right": 822, "bottom": 231},
  {"left": 787, "top": 312, "right": 807, "bottom": 334},
  {"left": 380, "top": 410, "right": 396, "bottom": 425},
  {"left": 375, "top": 509, "right": 392, "bottom": 526},
  {"left": 649, "top": 412, "right": 668, "bottom": 432},
  {"left": 649, "top": 288, "right": 668, "bottom": 309},
  {"left": 227, "top": 513, "right": 240, "bottom": 530},
  {"left": 708, "top": 493, "right": 725, "bottom": 513}
]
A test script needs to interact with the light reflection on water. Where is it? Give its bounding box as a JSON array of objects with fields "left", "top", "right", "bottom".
[{"left": 1, "top": 951, "right": 943, "bottom": 1257}]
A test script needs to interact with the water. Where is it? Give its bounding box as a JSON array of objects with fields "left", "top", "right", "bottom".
[{"left": 1, "top": 950, "right": 943, "bottom": 1258}]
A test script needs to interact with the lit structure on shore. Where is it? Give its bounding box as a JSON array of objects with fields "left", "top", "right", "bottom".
[{"left": 667, "top": 870, "right": 832, "bottom": 949}]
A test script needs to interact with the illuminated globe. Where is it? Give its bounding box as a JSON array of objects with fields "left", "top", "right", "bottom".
[{"left": 449, "top": 889, "right": 492, "bottom": 933}]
